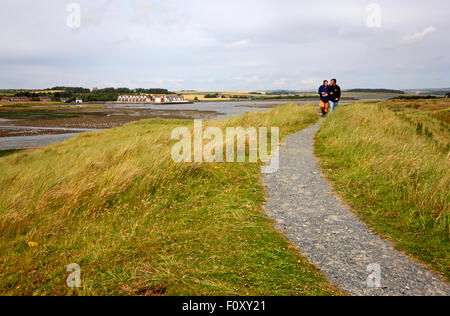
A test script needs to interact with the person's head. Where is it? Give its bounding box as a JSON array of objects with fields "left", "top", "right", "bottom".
[
  {"left": 330, "top": 79, "right": 337, "bottom": 86},
  {"left": 323, "top": 80, "right": 328, "bottom": 86}
]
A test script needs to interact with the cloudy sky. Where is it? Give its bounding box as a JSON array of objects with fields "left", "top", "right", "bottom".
[{"left": 0, "top": 0, "right": 449, "bottom": 90}]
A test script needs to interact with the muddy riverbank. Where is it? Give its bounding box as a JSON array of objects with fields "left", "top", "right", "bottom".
[
  {"left": 0, "top": 108, "right": 220, "bottom": 134},
  {"left": 0, "top": 101, "right": 308, "bottom": 150}
]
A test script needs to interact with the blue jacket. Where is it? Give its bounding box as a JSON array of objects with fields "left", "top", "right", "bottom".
[{"left": 318, "top": 85, "right": 329, "bottom": 102}]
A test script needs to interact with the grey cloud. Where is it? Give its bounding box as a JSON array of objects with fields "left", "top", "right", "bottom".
[
  {"left": 0, "top": 0, "right": 449, "bottom": 90},
  {"left": 82, "top": 0, "right": 113, "bottom": 28}
]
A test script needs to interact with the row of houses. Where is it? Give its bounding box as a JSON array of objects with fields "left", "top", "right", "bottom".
[
  {"left": 117, "top": 95, "right": 152, "bottom": 103},
  {"left": 117, "top": 94, "right": 186, "bottom": 104}
]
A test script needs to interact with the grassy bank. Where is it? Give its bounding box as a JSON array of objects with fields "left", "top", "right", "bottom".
[
  {"left": 0, "top": 101, "right": 61, "bottom": 107},
  {"left": 380, "top": 98, "right": 449, "bottom": 151},
  {"left": 0, "top": 150, "right": 23, "bottom": 158},
  {"left": 315, "top": 101, "right": 449, "bottom": 279},
  {"left": 0, "top": 103, "right": 343, "bottom": 296},
  {"left": 0, "top": 107, "right": 106, "bottom": 121}
]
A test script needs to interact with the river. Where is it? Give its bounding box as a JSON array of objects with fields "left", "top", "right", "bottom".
[{"left": 0, "top": 100, "right": 335, "bottom": 151}]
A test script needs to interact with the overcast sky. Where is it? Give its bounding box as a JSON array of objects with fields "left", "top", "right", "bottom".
[{"left": 0, "top": 0, "right": 449, "bottom": 90}]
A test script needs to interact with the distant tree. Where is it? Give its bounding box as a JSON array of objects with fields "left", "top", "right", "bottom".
[
  {"left": 134, "top": 88, "right": 173, "bottom": 94},
  {"left": 392, "top": 95, "right": 437, "bottom": 100},
  {"left": 204, "top": 93, "right": 219, "bottom": 98},
  {"left": 116, "top": 88, "right": 132, "bottom": 94},
  {"left": 14, "top": 91, "right": 33, "bottom": 97},
  {"left": 98, "top": 88, "right": 116, "bottom": 94},
  {"left": 51, "top": 87, "right": 90, "bottom": 93},
  {"left": 266, "top": 90, "right": 298, "bottom": 95}
]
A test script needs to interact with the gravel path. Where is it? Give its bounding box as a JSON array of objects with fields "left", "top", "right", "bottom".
[{"left": 262, "top": 122, "right": 449, "bottom": 296}]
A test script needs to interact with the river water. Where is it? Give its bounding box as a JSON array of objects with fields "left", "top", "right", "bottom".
[
  {"left": 0, "top": 100, "right": 331, "bottom": 151},
  {"left": 105, "top": 100, "right": 299, "bottom": 117}
]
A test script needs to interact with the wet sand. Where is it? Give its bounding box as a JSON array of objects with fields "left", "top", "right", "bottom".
[
  {"left": 0, "top": 133, "right": 81, "bottom": 151},
  {"left": 0, "top": 101, "right": 300, "bottom": 150},
  {"left": 0, "top": 108, "right": 219, "bottom": 132}
]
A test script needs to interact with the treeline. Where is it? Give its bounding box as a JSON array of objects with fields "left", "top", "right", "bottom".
[
  {"left": 204, "top": 93, "right": 221, "bottom": 98},
  {"left": 48, "top": 87, "right": 90, "bottom": 93},
  {"left": 47, "top": 87, "right": 172, "bottom": 94},
  {"left": 392, "top": 95, "right": 439, "bottom": 100},
  {"left": 266, "top": 90, "right": 299, "bottom": 95},
  {"left": 9, "top": 87, "right": 173, "bottom": 102},
  {"left": 417, "top": 90, "right": 450, "bottom": 96},
  {"left": 254, "top": 95, "right": 315, "bottom": 100},
  {"left": 346, "top": 89, "right": 405, "bottom": 94}
]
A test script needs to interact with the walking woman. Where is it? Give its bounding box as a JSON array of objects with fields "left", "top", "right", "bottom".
[{"left": 318, "top": 80, "right": 330, "bottom": 116}]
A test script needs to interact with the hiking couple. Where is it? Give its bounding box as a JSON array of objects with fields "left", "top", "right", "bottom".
[{"left": 318, "top": 79, "right": 341, "bottom": 116}]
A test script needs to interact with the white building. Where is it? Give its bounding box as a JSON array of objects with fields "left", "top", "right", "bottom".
[
  {"left": 117, "top": 94, "right": 186, "bottom": 104},
  {"left": 117, "top": 95, "right": 152, "bottom": 103},
  {"left": 164, "top": 95, "right": 186, "bottom": 103}
]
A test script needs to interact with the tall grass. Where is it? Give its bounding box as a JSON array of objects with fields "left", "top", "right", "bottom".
[
  {"left": 315, "top": 102, "right": 449, "bottom": 278},
  {"left": 0, "top": 104, "right": 342, "bottom": 296}
]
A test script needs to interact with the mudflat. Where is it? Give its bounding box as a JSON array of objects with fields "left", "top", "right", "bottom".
[{"left": 0, "top": 107, "right": 219, "bottom": 137}]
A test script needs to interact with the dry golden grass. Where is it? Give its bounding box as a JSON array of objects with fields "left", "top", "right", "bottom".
[
  {"left": 180, "top": 91, "right": 269, "bottom": 102},
  {"left": 0, "top": 103, "right": 343, "bottom": 296},
  {"left": 0, "top": 101, "right": 61, "bottom": 107},
  {"left": 316, "top": 101, "right": 449, "bottom": 278}
]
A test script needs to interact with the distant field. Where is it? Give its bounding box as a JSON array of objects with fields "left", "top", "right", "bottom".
[
  {"left": 267, "top": 91, "right": 405, "bottom": 99},
  {"left": 0, "top": 104, "right": 104, "bottom": 111},
  {"left": 181, "top": 91, "right": 268, "bottom": 102},
  {"left": 380, "top": 98, "right": 450, "bottom": 150},
  {"left": 0, "top": 101, "right": 61, "bottom": 107},
  {"left": 179, "top": 91, "right": 404, "bottom": 102},
  {"left": 0, "top": 90, "right": 64, "bottom": 95},
  {"left": 316, "top": 99, "right": 449, "bottom": 279},
  {"left": 33, "top": 90, "right": 65, "bottom": 94},
  {"left": 342, "top": 92, "right": 405, "bottom": 99}
]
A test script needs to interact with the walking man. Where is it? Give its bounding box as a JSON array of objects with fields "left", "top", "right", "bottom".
[
  {"left": 328, "top": 79, "right": 341, "bottom": 113},
  {"left": 318, "top": 80, "right": 330, "bottom": 116}
]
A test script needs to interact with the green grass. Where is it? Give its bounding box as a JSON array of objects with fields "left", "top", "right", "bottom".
[
  {"left": 342, "top": 92, "right": 405, "bottom": 99},
  {"left": 0, "top": 103, "right": 343, "bottom": 296},
  {"left": 380, "top": 98, "right": 450, "bottom": 151},
  {"left": 315, "top": 101, "right": 449, "bottom": 279},
  {"left": 0, "top": 108, "right": 105, "bottom": 121},
  {"left": 0, "top": 150, "right": 23, "bottom": 158},
  {"left": 0, "top": 110, "right": 83, "bottom": 120},
  {"left": 0, "top": 102, "right": 61, "bottom": 107}
]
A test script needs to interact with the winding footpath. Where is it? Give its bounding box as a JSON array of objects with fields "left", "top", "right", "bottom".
[{"left": 262, "top": 122, "right": 449, "bottom": 296}]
